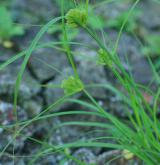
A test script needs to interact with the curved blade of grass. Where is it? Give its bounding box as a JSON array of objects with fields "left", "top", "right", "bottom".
[
  {"left": 13, "top": 16, "right": 63, "bottom": 122},
  {"left": 0, "top": 110, "right": 105, "bottom": 129},
  {"left": 52, "top": 121, "right": 113, "bottom": 129},
  {"left": 65, "top": 98, "right": 100, "bottom": 111},
  {"left": 57, "top": 141, "right": 123, "bottom": 150},
  {"left": 113, "top": 0, "right": 140, "bottom": 53},
  {"left": 0, "top": 41, "right": 92, "bottom": 71}
]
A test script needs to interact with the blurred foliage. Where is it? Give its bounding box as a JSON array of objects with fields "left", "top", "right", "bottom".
[
  {"left": 55, "top": 0, "right": 75, "bottom": 11},
  {"left": 106, "top": 9, "right": 141, "bottom": 32},
  {"left": 61, "top": 27, "right": 79, "bottom": 41},
  {"left": 48, "top": 23, "right": 79, "bottom": 41},
  {"left": 48, "top": 24, "right": 62, "bottom": 34},
  {"left": 142, "top": 34, "right": 160, "bottom": 71},
  {"left": 88, "top": 7, "right": 106, "bottom": 30},
  {"left": 142, "top": 34, "right": 160, "bottom": 57},
  {"left": 0, "top": 6, "right": 24, "bottom": 40},
  {"left": 0, "top": 0, "right": 12, "bottom": 7}
]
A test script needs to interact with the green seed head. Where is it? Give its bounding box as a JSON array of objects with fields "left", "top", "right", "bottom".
[
  {"left": 61, "top": 76, "right": 84, "bottom": 95},
  {"left": 66, "top": 8, "right": 88, "bottom": 28},
  {"left": 97, "top": 49, "right": 113, "bottom": 68}
]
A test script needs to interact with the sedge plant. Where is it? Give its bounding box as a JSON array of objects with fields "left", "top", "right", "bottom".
[{"left": 0, "top": 0, "right": 160, "bottom": 164}]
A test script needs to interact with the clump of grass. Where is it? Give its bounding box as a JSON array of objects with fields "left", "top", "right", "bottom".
[{"left": 0, "top": 0, "right": 160, "bottom": 164}]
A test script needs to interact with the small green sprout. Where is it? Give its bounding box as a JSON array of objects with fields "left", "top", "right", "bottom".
[
  {"left": 66, "top": 8, "right": 88, "bottom": 28},
  {"left": 97, "top": 49, "right": 113, "bottom": 68},
  {"left": 61, "top": 76, "right": 84, "bottom": 95}
]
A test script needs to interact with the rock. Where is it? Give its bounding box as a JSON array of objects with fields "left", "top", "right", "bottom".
[
  {"left": 0, "top": 70, "right": 39, "bottom": 103},
  {"left": 139, "top": 0, "right": 160, "bottom": 29},
  {"left": 96, "top": 1, "right": 130, "bottom": 19},
  {"left": 23, "top": 99, "right": 42, "bottom": 118},
  {"left": 0, "top": 61, "right": 40, "bottom": 103},
  {"left": 118, "top": 33, "right": 152, "bottom": 84},
  {"left": 0, "top": 156, "right": 25, "bottom": 165},
  {"left": 0, "top": 56, "right": 42, "bottom": 116},
  {"left": 34, "top": 155, "right": 57, "bottom": 165},
  {"left": 75, "top": 48, "right": 108, "bottom": 99},
  {"left": 14, "top": 28, "right": 69, "bottom": 82},
  {"left": 97, "top": 150, "right": 142, "bottom": 165},
  {"left": 0, "top": 101, "right": 33, "bottom": 152},
  {"left": 107, "top": 31, "right": 153, "bottom": 85},
  {"left": 0, "top": 46, "right": 14, "bottom": 62},
  {"left": 96, "top": 150, "right": 121, "bottom": 165},
  {"left": 11, "top": 0, "right": 58, "bottom": 24},
  {"left": 28, "top": 46, "right": 69, "bottom": 82},
  {"left": 66, "top": 148, "right": 96, "bottom": 165}
]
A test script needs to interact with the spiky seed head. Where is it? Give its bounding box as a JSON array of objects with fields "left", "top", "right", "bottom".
[
  {"left": 97, "top": 48, "right": 113, "bottom": 68},
  {"left": 61, "top": 76, "right": 84, "bottom": 95},
  {"left": 66, "top": 8, "right": 88, "bottom": 28}
]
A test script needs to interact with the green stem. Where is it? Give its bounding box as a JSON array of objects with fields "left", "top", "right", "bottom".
[{"left": 61, "top": 0, "right": 79, "bottom": 78}]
